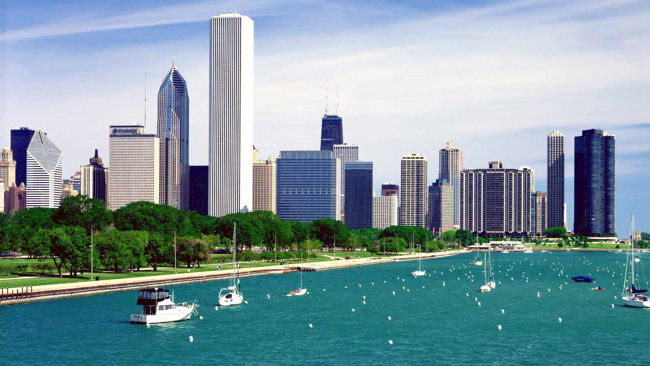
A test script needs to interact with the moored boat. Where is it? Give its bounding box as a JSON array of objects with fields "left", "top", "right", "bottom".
[{"left": 130, "top": 288, "right": 195, "bottom": 324}]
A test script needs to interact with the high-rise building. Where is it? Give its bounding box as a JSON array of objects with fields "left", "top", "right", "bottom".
[
  {"left": 381, "top": 183, "right": 399, "bottom": 197},
  {"left": 4, "top": 183, "right": 26, "bottom": 213},
  {"left": 428, "top": 179, "right": 454, "bottom": 235},
  {"left": 61, "top": 184, "right": 78, "bottom": 199},
  {"left": 332, "top": 143, "right": 359, "bottom": 210},
  {"left": 547, "top": 131, "right": 564, "bottom": 228},
  {"left": 574, "top": 129, "right": 615, "bottom": 236},
  {"left": 25, "top": 130, "right": 63, "bottom": 208},
  {"left": 0, "top": 147, "right": 16, "bottom": 191},
  {"left": 80, "top": 149, "right": 106, "bottom": 202},
  {"left": 63, "top": 171, "right": 81, "bottom": 193},
  {"left": 400, "top": 153, "right": 427, "bottom": 227},
  {"left": 189, "top": 165, "right": 208, "bottom": 215},
  {"left": 344, "top": 161, "right": 373, "bottom": 229},
  {"left": 10, "top": 127, "right": 35, "bottom": 187},
  {"left": 460, "top": 162, "right": 534, "bottom": 236},
  {"left": 0, "top": 179, "right": 3, "bottom": 212},
  {"left": 276, "top": 150, "right": 340, "bottom": 222},
  {"left": 253, "top": 156, "right": 276, "bottom": 213},
  {"left": 320, "top": 115, "right": 343, "bottom": 151},
  {"left": 158, "top": 62, "right": 190, "bottom": 210},
  {"left": 209, "top": 13, "right": 254, "bottom": 217},
  {"left": 108, "top": 125, "right": 160, "bottom": 210},
  {"left": 372, "top": 195, "right": 398, "bottom": 229},
  {"left": 531, "top": 191, "right": 548, "bottom": 236},
  {"left": 439, "top": 143, "right": 463, "bottom": 226}
]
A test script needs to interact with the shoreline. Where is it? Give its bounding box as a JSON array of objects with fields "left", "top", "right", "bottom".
[{"left": 0, "top": 250, "right": 464, "bottom": 306}]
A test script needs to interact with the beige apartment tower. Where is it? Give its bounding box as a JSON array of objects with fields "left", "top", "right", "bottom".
[
  {"left": 253, "top": 156, "right": 276, "bottom": 213},
  {"left": 400, "top": 153, "right": 428, "bottom": 227}
]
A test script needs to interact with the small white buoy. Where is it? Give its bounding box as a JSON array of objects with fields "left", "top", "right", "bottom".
[
  {"left": 345, "top": 286, "right": 348, "bottom": 289},
  {"left": 478, "top": 302, "right": 481, "bottom": 307},
  {"left": 501, "top": 309, "right": 505, "bottom": 314},
  {"left": 244, "top": 301, "right": 248, "bottom": 304},
  {"left": 363, "top": 301, "right": 366, "bottom": 305},
  {"left": 267, "top": 294, "right": 270, "bottom": 299},
  {"left": 351, "top": 308, "right": 355, "bottom": 312},
  {"left": 392, "top": 291, "right": 396, "bottom": 296},
  {"left": 308, "top": 323, "right": 313, "bottom": 328},
  {"left": 466, "top": 293, "right": 469, "bottom": 297},
  {"left": 474, "top": 297, "right": 478, "bottom": 302},
  {"left": 371, "top": 282, "right": 374, "bottom": 285},
  {"left": 199, "top": 316, "right": 203, "bottom": 320},
  {"left": 358, "top": 283, "right": 362, "bottom": 287},
  {"left": 537, "top": 292, "right": 540, "bottom": 298},
  {"left": 188, "top": 336, "right": 194, "bottom": 342},
  {"left": 614, "top": 296, "right": 617, "bottom": 299},
  {"left": 498, "top": 325, "right": 502, "bottom": 330},
  {"left": 388, "top": 340, "right": 393, "bottom": 345},
  {"left": 611, "top": 304, "right": 615, "bottom": 308},
  {"left": 387, "top": 316, "right": 392, "bottom": 320},
  {"left": 215, "top": 306, "right": 219, "bottom": 311},
  {"left": 323, "top": 289, "right": 326, "bottom": 292},
  {"left": 558, "top": 317, "right": 562, "bottom": 323},
  {"left": 363, "top": 296, "right": 366, "bottom": 300}
]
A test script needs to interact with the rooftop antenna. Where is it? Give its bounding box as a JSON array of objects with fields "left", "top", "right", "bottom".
[
  {"left": 336, "top": 87, "right": 340, "bottom": 115},
  {"left": 144, "top": 73, "right": 148, "bottom": 131},
  {"left": 446, "top": 139, "right": 453, "bottom": 148},
  {"left": 325, "top": 84, "right": 329, "bottom": 115},
  {"left": 172, "top": 54, "right": 175, "bottom": 68}
]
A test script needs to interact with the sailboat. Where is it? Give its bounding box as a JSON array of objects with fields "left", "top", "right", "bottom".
[
  {"left": 622, "top": 216, "right": 650, "bottom": 308},
  {"left": 286, "top": 239, "right": 308, "bottom": 296},
  {"left": 487, "top": 247, "right": 496, "bottom": 289},
  {"left": 411, "top": 235, "right": 426, "bottom": 277},
  {"left": 473, "top": 237, "right": 483, "bottom": 265},
  {"left": 218, "top": 223, "right": 244, "bottom": 307},
  {"left": 480, "top": 251, "right": 491, "bottom": 293}
]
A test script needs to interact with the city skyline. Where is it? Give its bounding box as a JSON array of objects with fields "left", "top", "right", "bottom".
[{"left": 1, "top": 1, "right": 649, "bottom": 234}]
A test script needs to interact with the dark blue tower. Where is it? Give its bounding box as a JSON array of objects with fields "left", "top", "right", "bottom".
[
  {"left": 10, "top": 127, "right": 35, "bottom": 187},
  {"left": 320, "top": 114, "right": 343, "bottom": 151},
  {"left": 344, "top": 161, "right": 373, "bottom": 229},
  {"left": 574, "top": 129, "right": 615, "bottom": 236}
]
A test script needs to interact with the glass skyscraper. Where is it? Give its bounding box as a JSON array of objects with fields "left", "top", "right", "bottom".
[
  {"left": 158, "top": 62, "right": 189, "bottom": 210},
  {"left": 344, "top": 161, "right": 373, "bottom": 229},
  {"left": 439, "top": 144, "right": 463, "bottom": 226},
  {"left": 189, "top": 165, "right": 208, "bottom": 216},
  {"left": 547, "top": 131, "right": 564, "bottom": 228},
  {"left": 574, "top": 129, "right": 615, "bottom": 236},
  {"left": 276, "top": 150, "right": 340, "bottom": 222},
  {"left": 10, "top": 127, "right": 35, "bottom": 187},
  {"left": 320, "top": 115, "right": 343, "bottom": 151}
]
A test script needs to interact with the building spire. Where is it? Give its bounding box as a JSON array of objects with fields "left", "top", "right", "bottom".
[
  {"left": 144, "top": 73, "right": 147, "bottom": 131},
  {"left": 325, "top": 84, "right": 329, "bottom": 115},
  {"left": 172, "top": 54, "right": 175, "bottom": 68},
  {"left": 336, "top": 87, "right": 340, "bottom": 115}
]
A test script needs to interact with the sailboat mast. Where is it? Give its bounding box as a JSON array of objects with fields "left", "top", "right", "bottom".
[
  {"left": 233, "top": 223, "right": 237, "bottom": 285},
  {"left": 631, "top": 216, "right": 635, "bottom": 285}
]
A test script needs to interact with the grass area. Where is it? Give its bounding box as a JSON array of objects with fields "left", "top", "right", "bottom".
[{"left": 530, "top": 243, "right": 621, "bottom": 250}]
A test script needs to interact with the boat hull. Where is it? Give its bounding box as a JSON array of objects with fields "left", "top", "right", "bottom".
[
  {"left": 480, "top": 285, "right": 491, "bottom": 293},
  {"left": 219, "top": 292, "right": 244, "bottom": 306},
  {"left": 130, "top": 306, "right": 194, "bottom": 324},
  {"left": 411, "top": 270, "right": 426, "bottom": 277},
  {"left": 623, "top": 296, "right": 650, "bottom": 308},
  {"left": 287, "top": 288, "right": 307, "bottom": 296}
]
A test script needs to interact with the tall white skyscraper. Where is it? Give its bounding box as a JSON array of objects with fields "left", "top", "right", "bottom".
[
  {"left": 25, "top": 130, "right": 63, "bottom": 208},
  {"left": 439, "top": 143, "right": 463, "bottom": 226},
  {"left": 209, "top": 13, "right": 254, "bottom": 217},
  {"left": 108, "top": 125, "right": 160, "bottom": 210}
]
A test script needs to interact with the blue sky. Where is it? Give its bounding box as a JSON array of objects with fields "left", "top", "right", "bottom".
[{"left": 1, "top": 0, "right": 649, "bottom": 235}]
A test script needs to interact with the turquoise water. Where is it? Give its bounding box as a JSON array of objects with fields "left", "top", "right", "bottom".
[{"left": 2, "top": 252, "right": 650, "bottom": 365}]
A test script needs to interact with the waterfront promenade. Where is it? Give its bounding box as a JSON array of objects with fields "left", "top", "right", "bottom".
[{"left": 0, "top": 250, "right": 464, "bottom": 305}]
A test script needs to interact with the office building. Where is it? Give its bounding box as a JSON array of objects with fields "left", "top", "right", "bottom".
[
  {"left": 158, "top": 62, "right": 190, "bottom": 210},
  {"left": 373, "top": 195, "right": 398, "bottom": 229},
  {"left": 4, "top": 183, "right": 26, "bottom": 213},
  {"left": 574, "top": 129, "right": 615, "bottom": 236},
  {"left": 531, "top": 191, "right": 548, "bottom": 236},
  {"left": 400, "top": 153, "right": 427, "bottom": 227},
  {"left": 547, "top": 131, "right": 564, "bottom": 228},
  {"left": 276, "top": 150, "right": 340, "bottom": 222},
  {"left": 344, "top": 161, "right": 373, "bottom": 229},
  {"left": 439, "top": 143, "right": 463, "bottom": 226},
  {"left": 459, "top": 161, "right": 534, "bottom": 236},
  {"left": 189, "top": 165, "right": 208, "bottom": 215},
  {"left": 209, "top": 13, "right": 254, "bottom": 216},
  {"left": 0, "top": 179, "right": 3, "bottom": 212},
  {"left": 253, "top": 157, "right": 276, "bottom": 213},
  {"left": 25, "top": 130, "right": 63, "bottom": 208},
  {"left": 320, "top": 114, "right": 343, "bottom": 151},
  {"left": 332, "top": 143, "right": 359, "bottom": 210},
  {"left": 63, "top": 171, "right": 81, "bottom": 193},
  {"left": 10, "top": 127, "right": 35, "bottom": 187},
  {"left": 381, "top": 183, "right": 399, "bottom": 197},
  {"left": 61, "top": 184, "right": 78, "bottom": 199},
  {"left": 428, "top": 179, "right": 454, "bottom": 235},
  {"left": 108, "top": 125, "right": 159, "bottom": 210},
  {"left": 0, "top": 147, "right": 16, "bottom": 191},
  {"left": 80, "top": 149, "right": 107, "bottom": 202}
]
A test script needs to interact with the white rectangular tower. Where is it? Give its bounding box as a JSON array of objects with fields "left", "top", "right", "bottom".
[{"left": 209, "top": 13, "right": 254, "bottom": 216}]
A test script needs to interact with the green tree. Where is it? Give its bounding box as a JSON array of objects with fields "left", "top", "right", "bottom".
[
  {"left": 379, "top": 226, "right": 433, "bottom": 244},
  {"left": 7, "top": 207, "right": 56, "bottom": 256},
  {"left": 441, "top": 230, "right": 456, "bottom": 242},
  {"left": 95, "top": 230, "right": 146, "bottom": 272},
  {"left": 544, "top": 226, "right": 568, "bottom": 238},
  {"left": 145, "top": 232, "right": 172, "bottom": 271},
  {"left": 177, "top": 238, "right": 210, "bottom": 267},
  {"left": 312, "top": 219, "right": 350, "bottom": 247},
  {"left": 454, "top": 229, "right": 475, "bottom": 247},
  {"left": 53, "top": 195, "right": 112, "bottom": 234}
]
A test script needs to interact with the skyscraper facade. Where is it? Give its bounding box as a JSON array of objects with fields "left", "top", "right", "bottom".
[
  {"left": 344, "top": 161, "right": 373, "bottom": 229},
  {"left": 320, "top": 115, "right": 343, "bottom": 151},
  {"left": 158, "top": 62, "right": 190, "bottom": 210},
  {"left": 189, "top": 165, "right": 208, "bottom": 215},
  {"left": 531, "top": 191, "right": 548, "bottom": 236},
  {"left": 80, "top": 149, "right": 106, "bottom": 202},
  {"left": 0, "top": 146, "right": 16, "bottom": 191},
  {"left": 4, "top": 183, "right": 26, "bottom": 213},
  {"left": 547, "top": 131, "right": 564, "bottom": 228},
  {"left": 428, "top": 179, "right": 455, "bottom": 235},
  {"left": 381, "top": 183, "right": 399, "bottom": 197},
  {"left": 25, "top": 130, "right": 63, "bottom": 208},
  {"left": 439, "top": 144, "right": 463, "bottom": 226},
  {"left": 108, "top": 125, "right": 160, "bottom": 210},
  {"left": 400, "top": 153, "right": 427, "bottom": 227},
  {"left": 10, "top": 127, "right": 35, "bottom": 187},
  {"left": 253, "top": 158, "right": 276, "bottom": 213},
  {"left": 460, "top": 162, "right": 534, "bottom": 236},
  {"left": 276, "top": 150, "right": 340, "bottom": 222},
  {"left": 574, "top": 129, "right": 615, "bottom": 236},
  {"left": 209, "top": 13, "right": 254, "bottom": 216},
  {"left": 372, "top": 195, "right": 398, "bottom": 229},
  {"left": 332, "top": 143, "right": 359, "bottom": 211}
]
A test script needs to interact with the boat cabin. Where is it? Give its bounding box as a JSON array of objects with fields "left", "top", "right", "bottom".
[{"left": 137, "top": 288, "right": 170, "bottom": 306}]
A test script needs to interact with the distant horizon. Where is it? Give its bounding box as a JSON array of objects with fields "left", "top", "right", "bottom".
[{"left": 2, "top": 0, "right": 649, "bottom": 235}]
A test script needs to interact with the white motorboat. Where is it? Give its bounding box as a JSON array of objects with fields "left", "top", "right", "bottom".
[
  {"left": 219, "top": 223, "right": 244, "bottom": 307},
  {"left": 130, "top": 288, "right": 195, "bottom": 324},
  {"left": 621, "top": 216, "right": 650, "bottom": 308}
]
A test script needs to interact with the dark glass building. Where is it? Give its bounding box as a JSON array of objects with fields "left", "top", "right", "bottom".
[
  {"left": 547, "top": 131, "right": 565, "bottom": 228},
  {"left": 320, "top": 114, "right": 343, "bottom": 151},
  {"left": 381, "top": 183, "right": 399, "bottom": 197},
  {"left": 10, "top": 127, "right": 35, "bottom": 187},
  {"left": 344, "top": 162, "right": 373, "bottom": 229},
  {"left": 189, "top": 165, "right": 208, "bottom": 216},
  {"left": 574, "top": 129, "right": 615, "bottom": 236},
  {"left": 82, "top": 149, "right": 106, "bottom": 202}
]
